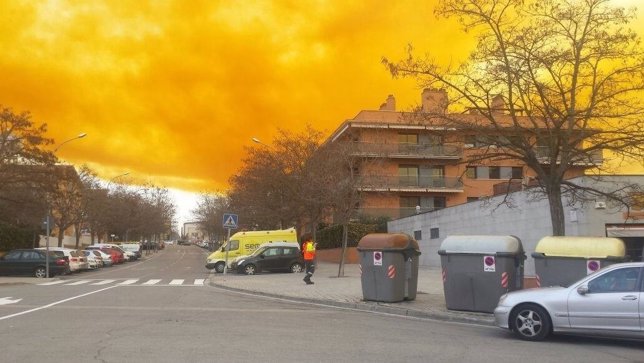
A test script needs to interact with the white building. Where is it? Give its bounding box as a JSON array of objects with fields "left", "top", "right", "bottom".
[{"left": 387, "top": 175, "right": 644, "bottom": 275}]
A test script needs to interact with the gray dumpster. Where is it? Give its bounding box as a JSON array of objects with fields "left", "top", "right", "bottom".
[
  {"left": 438, "top": 235, "right": 525, "bottom": 313},
  {"left": 532, "top": 236, "right": 627, "bottom": 288},
  {"left": 357, "top": 233, "right": 421, "bottom": 303}
]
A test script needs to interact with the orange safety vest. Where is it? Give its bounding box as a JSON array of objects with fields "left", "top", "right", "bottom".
[{"left": 302, "top": 241, "right": 316, "bottom": 260}]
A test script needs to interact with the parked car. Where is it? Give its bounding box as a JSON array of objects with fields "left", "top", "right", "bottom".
[
  {"left": 86, "top": 246, "right": 124, "bottom": 264},
  {"left": 177, "top": 240, "right": 190, "bottom": 246},
  {"left": 231, "top": 242, "right": 304, "bottom": 275},
  {"left": 0, "top": 249, "right": 68, "bottom": 277},
  {"left": 35, "top": 247, "right": 89, "bottom": 272},
  {"left": 90, "top": 249, "right": 113, "bottom": 267},
  {"left": 120, "top": 243, "right": 142, "bottom": 259},
  {"left": 494, "top": 261, "right": 644, "bottom": 341},
  {"left": 82, "top": 250, "right": 102, "bottom": 269}
]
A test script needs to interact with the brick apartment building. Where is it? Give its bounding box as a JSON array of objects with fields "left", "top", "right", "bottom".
[{"left": 326, "top": 89, "right": 602, "bottom": 220}]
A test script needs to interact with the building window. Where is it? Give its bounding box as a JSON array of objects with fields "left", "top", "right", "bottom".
[
  {"left": 489, "top": 166, "right": 501, "bottom": 179},
  {"left": 398, "top": 133, "right": 418, "bottom": 144},
  {"left": 399, "top": 165, "right": 419, "bottom": 186},
  {"left": 414, "top": 230, "right": 422, "bottom": 240},
  {"left": 430, "top": 228, "right": 439, "bottom": 239},
  {"left": 467, "top": 166, "right": 522, "bottom": 180},
  {"left": 466, "top": 166, "right": 477, "bottom": 179},
  {"left": 511, "top": 167, "right": 523, "bottom": 179}
]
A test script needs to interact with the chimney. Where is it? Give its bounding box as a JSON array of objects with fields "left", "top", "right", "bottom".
[
  {"left": 379, "top": 94, "right": 396, "bottom": 111},
  {"left": 491, "top": 94, "right": 505, "bottom": 113},
  {"left": 421, "top": 88, "right": 448, "bottom": 114}
]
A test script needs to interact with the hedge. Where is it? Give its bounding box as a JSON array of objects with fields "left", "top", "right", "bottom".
[
  {"left": 0, "top": 222, "right": 37, "bottom": 252},
  {"left": 316, "top": 223, "right": 380, "bottom": 250}
]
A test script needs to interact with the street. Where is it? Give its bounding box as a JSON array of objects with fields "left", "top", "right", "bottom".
[{"left": 0, "top": 245, "right": 642, "bottom": 363}]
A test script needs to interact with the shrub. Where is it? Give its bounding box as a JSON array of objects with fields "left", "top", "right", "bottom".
[{"left": 316, "top": 223, "right": 379, "bottom": 249}]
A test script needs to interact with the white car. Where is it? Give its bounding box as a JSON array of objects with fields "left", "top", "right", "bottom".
[
  {"left": 494, "top": 262, "right": 644, "bottom": 341},
  {"left": 91, "top": 249, "right": 113, "bottom": 267},
  {"left": 82, "top": 250, "right": 102, "bottom": 269}
]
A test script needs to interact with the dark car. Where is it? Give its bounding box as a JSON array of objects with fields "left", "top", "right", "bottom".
[
  {"left": 232, "top": 243, "right": 304, "bottom": 275},
  {"left": 177, "top": 240, "right": 190, "bottom": 246},
  {"left": 0, "top": 249, "right": 68, "bottom": 278}
]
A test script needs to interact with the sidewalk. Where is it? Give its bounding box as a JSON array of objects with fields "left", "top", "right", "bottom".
[{"left": 208, "top": 262, "right": 495, "bottom": 326}]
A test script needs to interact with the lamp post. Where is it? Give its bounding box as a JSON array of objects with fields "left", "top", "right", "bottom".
[
  {"left": 251, "top": 137, "right": 269, "bottom": 147},
  {"left": 53, "top": 132, "right": 87, "bottom": 153},
  {"left": 45, "top": 132, "right": 87, "bottom": 278}
]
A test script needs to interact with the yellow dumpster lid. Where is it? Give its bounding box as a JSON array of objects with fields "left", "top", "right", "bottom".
[
  {"left": 357, "top": 233, "right": 419, "bottom": 250},
  {"left": 535, "top": 236, "right": 625, "bottom": 258},
  {"left": 439, "top": 235, "right": 523, "bottom": 254}
]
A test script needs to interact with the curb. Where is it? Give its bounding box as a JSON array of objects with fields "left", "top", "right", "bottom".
[{"left": 208, "top": 279, "right": 495, "bottom": 327}]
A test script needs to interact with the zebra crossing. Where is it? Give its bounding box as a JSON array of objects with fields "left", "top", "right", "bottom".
[{"left": 38, "top": 278, "right": 207, "bottom": 287}]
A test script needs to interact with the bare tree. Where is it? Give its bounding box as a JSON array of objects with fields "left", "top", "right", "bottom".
[
  {"left": 384, "top": 0, "right": 644, "bottom": 235},
  {"left": 46, "top": 166, "right": 83, "bottom": 247},
  {"left": 191, "top": 193, "right": 229, "bottom": 242},
  {"left": 228, "top": 125, "right": 323, "bottom": 231}
]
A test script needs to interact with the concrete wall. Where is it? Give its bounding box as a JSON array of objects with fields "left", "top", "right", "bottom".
[{"left": 387, "top": 175, "right": 644, "bottom": 275}]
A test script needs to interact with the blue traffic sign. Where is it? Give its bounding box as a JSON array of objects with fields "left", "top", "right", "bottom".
[{"left": 222, "top": 213, "right": 239, "bottom": 229}]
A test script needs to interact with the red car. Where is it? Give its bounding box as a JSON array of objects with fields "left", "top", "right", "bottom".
[{"left": 87, "top": 246, "right": 124, "bottom": 264}]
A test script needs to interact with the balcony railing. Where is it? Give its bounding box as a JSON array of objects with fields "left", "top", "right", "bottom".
[
  {"left": 351, "top": 142, "right": 463, "bottom": 159},
  {"left": 534, "top": 147, "right": 603, "bottom": 166},
  {"left": 352, "top": 207, "right": 442, "bottom": 220},
  {"left": 357, "top": 175, "right": 463, "bottom": 192}
]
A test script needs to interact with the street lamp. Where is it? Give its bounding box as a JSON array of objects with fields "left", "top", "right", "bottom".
[
  {"left": 251, "top": 137, "right": 269, "bottom": 147},
  {"left": 54, "top": 132, "right": 87, "bottom": 153},
  {"left": 45, "top": 132, "right": 87, "bottom": 278},
  {"left": 107, "top": 172, "right": 130, "bottom": 189}
]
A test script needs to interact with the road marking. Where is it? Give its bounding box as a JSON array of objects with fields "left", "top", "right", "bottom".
[
  {"left": 66, "top": 280, "right": 91, "bottom": 286},
  {"left": 91, "top": 280, "right": 116, "bottom": 285},
  {"left": 118, "top": 279, "right": 138, "bottom": 285},
  {"left": 38, "top": 280, "right": 67, "bottom": 286},
  {"left": 0, "top": 297, "right": 22, "bottom": 305},
  {"left": 0, "top": 285, "right": 118, "bottom": 321},
  {"left": 142, "top": 279, "right": 161, "bottom": 285},
  {"left": 193, "top": 279, "right": 205, "bottom": 286},
  {"left": 169, "top": 279, "right": 184, "bottom": 285}
]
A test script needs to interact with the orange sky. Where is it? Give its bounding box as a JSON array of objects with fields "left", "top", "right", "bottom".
[{"left": 1, "top": 0, "right": 642, "bottom": 195}]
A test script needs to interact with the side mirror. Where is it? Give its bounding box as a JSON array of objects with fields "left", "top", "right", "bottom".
[{"left": 577, "top": 285, "right": 589, "bottom": 295}]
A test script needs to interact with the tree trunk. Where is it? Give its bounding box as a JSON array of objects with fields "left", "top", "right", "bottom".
[
  {"left": 547, "top": 184, "right": 566, "bottom": 236},
  {"left": 337, "top": 222, "right": 348, "bottom": 277},
  {"left": 74, "top": 223, "right": 81, "bottom": 249},
  {"left": 57, "top": 232, "right": 64, "bottom": 247}
]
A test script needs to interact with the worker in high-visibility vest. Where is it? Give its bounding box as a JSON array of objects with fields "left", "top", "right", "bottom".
[{"left": 301, "top": 234, "right": 316, "bottom": 285}]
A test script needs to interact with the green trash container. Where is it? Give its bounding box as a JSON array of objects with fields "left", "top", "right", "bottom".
[
  {"left": 532, "top": 236, "right": 627, "bottom": 288},
  {"left": 357, "top": 233, "right": 421, "bottom": 303},
  {"left": 438, "top": 235, "right": 525, "bottom": 313}
]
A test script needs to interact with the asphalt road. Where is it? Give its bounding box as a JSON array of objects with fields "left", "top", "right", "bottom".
[{"left": 0, "top": 245, "right": 642, "bottom": 363}]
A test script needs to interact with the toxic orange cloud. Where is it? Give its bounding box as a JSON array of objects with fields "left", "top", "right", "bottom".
[{"left": 1, "top": 1, "right": 642, "bottom": 193}]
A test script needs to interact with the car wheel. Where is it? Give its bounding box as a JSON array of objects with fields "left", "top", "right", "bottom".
[
  {"left": 244, "top": 264, "right": 257, "bottom": 275},
  {"left": 214, "top": 262, "right": 225, "bottom": 273},
  {"left": 290, "top": 263, "right": 304, "bottom": 273},
  {"left": 510, "top": 303, "right": 551, "bottom": 341},
  {"left": 34, "top": 267, "right": 47, "bottom": 278}
]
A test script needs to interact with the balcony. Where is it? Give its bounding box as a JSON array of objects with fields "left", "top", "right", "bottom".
[
  {"left": 352, "top": 207, "right": 442, "bottom": 220},
  {"left": 357, "top": 175, "right": 463, "bottom": 192},
  {"left": 351, "top": 142, "right": 462, "bottom": 160},
  {"left": 534, "top": 147, "right": 603, "bottom": 166}
]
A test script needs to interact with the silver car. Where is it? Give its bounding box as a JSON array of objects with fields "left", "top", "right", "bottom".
[{"left": 494, "top": 262, "right": 643, "bottom": 341}]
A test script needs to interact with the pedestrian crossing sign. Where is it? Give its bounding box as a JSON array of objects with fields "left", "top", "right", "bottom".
[{"left": 222, "top": 213, "right": 239, "bottom": 229}]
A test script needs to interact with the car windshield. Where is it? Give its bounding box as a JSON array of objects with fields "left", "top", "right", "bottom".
[{"left": 250, "top": 247, "right": 268, "bottom": 257}]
